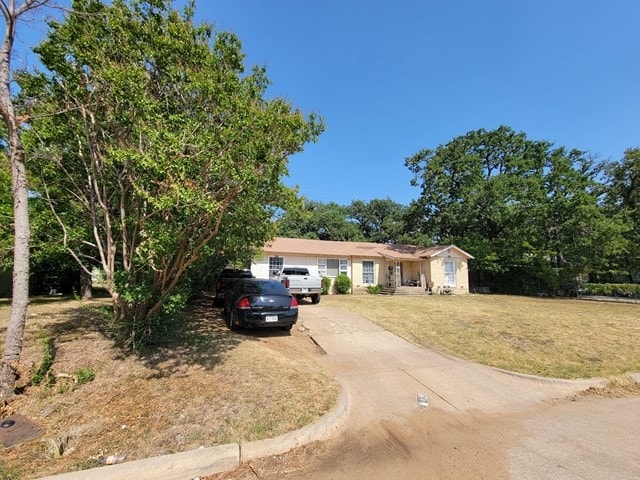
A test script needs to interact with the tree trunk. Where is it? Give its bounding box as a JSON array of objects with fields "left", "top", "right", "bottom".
[
  {"left": 0, "top": 110, "right": 30, "bottom": 402},
  {"left": 80, "top": 268, "right": 92, "bottom": 300},
  {"left": 0, "top": 160, "right": 29, "bottom": 400},
  {"left": 0, "top": 0, "right": 49, "bottom": 401}
]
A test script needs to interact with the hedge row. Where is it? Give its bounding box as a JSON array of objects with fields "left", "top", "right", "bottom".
[{"left": 581, "top": 283, "right": 640, "bottom": 297}]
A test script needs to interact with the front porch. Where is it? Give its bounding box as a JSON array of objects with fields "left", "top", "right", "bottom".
[
  {"left": 383, "top": 259, "right": 430, "bottom": 293},
  {"left": 380, "top": 285, "right": 429, "bottom": 296},
  {"left": 380, "top": 284, "right": 455, "bottom": 296}
]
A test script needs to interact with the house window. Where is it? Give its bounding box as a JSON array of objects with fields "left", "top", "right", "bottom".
[
  {"left": 444, "top": 261, "right": 456, "bottom": 286},
  {"left": 269, "top": 256, "right": 283, "bottom": 277},
  {"left": 318, "top": 258, "right": 348, "bottom": 277},
  {"left": 340, "top": 259, "right": 348, "bottom": 274},
  {"left": 362, "top": 261, "right": 374, "bottom": 284}
]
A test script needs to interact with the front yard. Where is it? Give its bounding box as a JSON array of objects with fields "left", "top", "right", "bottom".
[
  {"left": 1, "top": 292, "right": 638, "bottom": 478},
  {"left": 322, "top": 294, "right": 640, "bottom": 380}
]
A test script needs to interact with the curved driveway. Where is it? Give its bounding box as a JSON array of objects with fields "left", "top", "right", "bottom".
[
  {"left": 40, "top": 303, "right": 640, "bottom": 480},
  {"left": 297, "top": 304, "right": 640, "bottom": 480}
]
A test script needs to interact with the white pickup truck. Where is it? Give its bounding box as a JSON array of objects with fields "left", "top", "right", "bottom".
[{"left": 273, "top": 267, "right": 322, "bottom": 304}]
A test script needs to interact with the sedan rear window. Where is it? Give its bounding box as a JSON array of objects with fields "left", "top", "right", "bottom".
[{"left": 239, "top": 280, "right": 289, "bottom": 295}]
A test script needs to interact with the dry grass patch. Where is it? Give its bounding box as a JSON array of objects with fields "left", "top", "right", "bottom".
[
  {"left": 577, "top": 374, "right": 640, "bottom": 398},
  {"left": 0, "top": 295, "right": 338, "bottom": 479},
  {"left": 322, "top": 294, "right": 640, "bottom": 380}
]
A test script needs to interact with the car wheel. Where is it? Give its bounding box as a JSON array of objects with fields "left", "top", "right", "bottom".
[
  {"left": 229, "top": 311, "right": 240, "bottom": 331},
  {"left": 311, "top": 294, "right": 321, "bottom": 304},
  {"left": 280, "top": 324, "right": 293, "bottom": 332}
]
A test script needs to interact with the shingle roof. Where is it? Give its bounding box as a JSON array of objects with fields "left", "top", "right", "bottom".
[{"left": 263, "top": 237, "right": 473, "bottom": 260}]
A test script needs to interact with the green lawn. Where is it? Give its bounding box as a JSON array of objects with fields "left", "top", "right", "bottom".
[{"left": 321, "top": 294, "right": 640, "bottom": 379}]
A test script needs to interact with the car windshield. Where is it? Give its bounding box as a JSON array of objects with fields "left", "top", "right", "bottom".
[
  {"left": 282, "top": 268, "right": 308, "bottom": 275},
  {"left": 220, "top": 269, "right": 253, "bottom": 278},
  {"left": 239, "top": 280, "right": 288, "bottom": 296}
]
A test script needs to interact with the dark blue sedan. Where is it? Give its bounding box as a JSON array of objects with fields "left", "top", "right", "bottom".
[{"left": 223, "top": 278, "right": 299, "bottom": 332}]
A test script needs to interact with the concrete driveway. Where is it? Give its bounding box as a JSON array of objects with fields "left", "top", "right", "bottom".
[
  {"left": 41, "top": 302, "right": 640, "bottom": 480},
  {"left": 292, "top": 304, "right": 640, "bottom": 480}
]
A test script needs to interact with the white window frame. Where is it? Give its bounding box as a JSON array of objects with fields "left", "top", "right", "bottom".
[
  {"left": 362, "top": 260, "right": 374, "bottom": 284},
  {"left": 444, "top": 260, "right": 456, "bottom": 286},
  {"left": 340, "top": 259, "right": 348, "bottom": 274},
  {"left": 318, "top": 258, "right": 327, "bottom": 277},
  {"left": 318, "top": 258, "right": 348, "bottom": 277},
  {"left": 268, "top": 256, "right": 284, "bottom": 277}
]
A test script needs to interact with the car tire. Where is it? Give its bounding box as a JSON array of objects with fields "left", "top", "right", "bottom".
[
  {"left": 281, "top": 324, "right": 293, "bottom": 332},
  {"left": 311, "top": 294, "right": 321, "bottom": 304},
  {"left": 229, "top": 311, "right": 240, "bottom": 331}
]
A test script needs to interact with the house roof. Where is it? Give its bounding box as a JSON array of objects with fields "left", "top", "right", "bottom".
[{"left": 263, "top": 237, "right": 474, "bottom": 260}]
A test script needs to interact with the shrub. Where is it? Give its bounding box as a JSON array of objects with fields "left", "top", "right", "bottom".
[
  {"left": 321, "top": 276, "right": 332, "bottom": 295},
  {"left": 581, "top": 283, "right": 640, "bottom": 297},
  {"left": 366, "top": 284, "right": 382, "bottom": 294},
  {"left": 334, "top": 274, "right": 351, "bottom": 294}
]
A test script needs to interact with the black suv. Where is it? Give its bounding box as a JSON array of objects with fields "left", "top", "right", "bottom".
[{"left": 213, "top": 268, "right": 254, "bottom": 306}]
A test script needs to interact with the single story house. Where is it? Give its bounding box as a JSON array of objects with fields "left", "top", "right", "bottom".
[{"left": 251, "top": 237, "right": 474, "bottom": 294}]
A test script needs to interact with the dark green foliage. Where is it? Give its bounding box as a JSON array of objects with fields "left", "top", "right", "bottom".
[
  {"left": 29, "top": 333, "right": 55, "bottom": 386},
  {"left": 581, "top": 283, "right": 640, "bottom": 298},
  {"left": 405, "top": 125, "right": 631, "bottom": 294},
  {"left": 277, "top": 199, "right": 363, "bottom": 241},
  {"left": 603, "top": 148, "right": 640, "bottom": 279},
  {"left": 21, "top": 0, "right": 322, "bottom": 348},
  {"left": 321, "top": 276, "right": 332, "bottom": 295},
  {"left": 334, "top": 274, "right": 351, "bottom": 294},
  {"left": 346, "top": 198, "right": 408, "bottom": 244},
  {"left": 366, "top": 284, "right": 382, "bottom": 294}
]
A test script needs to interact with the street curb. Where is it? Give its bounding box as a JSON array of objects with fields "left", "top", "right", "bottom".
[
  {"left": 37, "top": 388, "right": 349, "bottom": 480},
  {"left": 241, "top": 386, "right": 349, "bottom": 462},
  {"left": 37, "top": 443, "right": 240, "bottom": 480}
]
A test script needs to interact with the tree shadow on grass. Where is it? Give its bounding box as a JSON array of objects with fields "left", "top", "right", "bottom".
[
  {"left": 138, "top": 294, "right": 249, "bottom": 377},
  {"left": 37, "top": 293, "right": 248, "bottom": 379}
]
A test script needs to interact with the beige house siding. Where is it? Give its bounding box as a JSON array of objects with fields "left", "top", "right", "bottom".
[
  {"left": 350, "top": 258, "right": 382, "bottom": 293},
  {"left": 427, "top": 254, "right": 470, "bottom": 294}
]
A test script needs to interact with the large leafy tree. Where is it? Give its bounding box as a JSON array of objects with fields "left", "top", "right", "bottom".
[
  {"left": 405, "top": 126, "right": 628, "bottom": 293},
  {"left": 0, "top": 0, "right": 53, "bottom": 401},
  {"left": 21, "top": 0, "right": 322, "bottom": 347},
  {"left": 604, "top": 148, "right": 640, "bottom": 280},
  {"left": 533, "top": 148, "right": 629, "bottom": 290},
  {"left": 405, "top": 126, "right": 549, "bottom": 275},
  {"left": 276, "top": 198, "right": 363, "bottom": 241},
  {"left": 346, "top": 198, "right": 407, "bottom": 244}
]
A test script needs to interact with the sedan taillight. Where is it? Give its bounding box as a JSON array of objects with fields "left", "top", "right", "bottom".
[
  {"left": 290, "top": 296, "right": 298, "bottom": 309},
  {"left": 237, "top": 297, "right": 251, "bottom": 309}
]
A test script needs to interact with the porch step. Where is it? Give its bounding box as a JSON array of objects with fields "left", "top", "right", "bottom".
[{"left": 381, "top": 286, "right": 430, "bottom": 296}]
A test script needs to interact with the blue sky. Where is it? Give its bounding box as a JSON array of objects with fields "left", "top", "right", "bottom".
[{"left": 11, "top": 0, "right": 640, "bottom": 205}]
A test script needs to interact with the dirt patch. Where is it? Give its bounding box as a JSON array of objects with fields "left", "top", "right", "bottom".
[
  {"left": 207, "top": 409, "right": 523, "bottom": 480},
  {"left": 573, "top": 374, "right": 640, "bottom": 399},
  {"left": 0, "top": 295, "right": 338, "bottom": 478}
]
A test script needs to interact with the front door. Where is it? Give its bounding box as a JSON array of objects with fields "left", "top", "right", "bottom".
[{"left": 395, "top": 262, "right": 402, "bottom": 287}]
